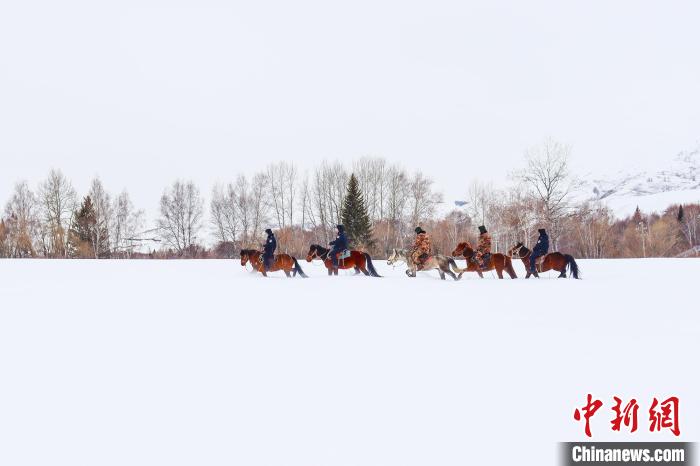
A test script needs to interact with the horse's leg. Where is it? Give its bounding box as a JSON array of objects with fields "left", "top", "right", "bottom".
[
  {"left": 357, "top": 257, "right": 370, "bottom": 276},
  {"left": 477, "top": 270, "right": 484, "bottom": 278},
  {"left": 354, "top": 266, "right": 361, "bottom": 275},
  {"left": 496, "top": 263, "right": 504, "bottom": 279},
  {"left": 438, "top": 269, "right": 445, "bottom": 280},
  {"left": 557, "top": 260, "right": 567, "bottom": 278},
  {"left": 284, "top": 269, "right": 291, "bottom": 277}
]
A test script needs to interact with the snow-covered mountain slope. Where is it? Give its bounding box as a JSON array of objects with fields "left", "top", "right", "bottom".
[{"left": 582, "top": 148, "right": 700, "bottom": 218}]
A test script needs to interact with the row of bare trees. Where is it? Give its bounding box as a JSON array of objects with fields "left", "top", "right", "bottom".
[
  {"left": 2, "top": 139, "right": 699, "bottom": 259},
  {"left": 0, "top": 170, "right": 144, "bottom": 258}
]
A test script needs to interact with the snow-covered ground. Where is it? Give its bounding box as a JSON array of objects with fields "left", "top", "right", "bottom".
[{"left": 1, "top": 258, "right": 698, "bottom": 465}]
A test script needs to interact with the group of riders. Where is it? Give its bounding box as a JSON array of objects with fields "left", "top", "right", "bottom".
[
  {"left": 410, "top": 224, "right": 548, "bottom": 273},
  {"left": 260, "top": 223, "right": 551, "bottom": 275}
]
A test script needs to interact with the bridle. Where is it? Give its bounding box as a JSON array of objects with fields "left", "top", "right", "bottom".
[
  {"left": 308, "top": 246, "right": 329, "bottom": 261},
  {"left": 509, "top": 244, "right": 530, "bottom": 259},
  {"left": 387, "top": 249, "right": 407, "bottom": 266}
]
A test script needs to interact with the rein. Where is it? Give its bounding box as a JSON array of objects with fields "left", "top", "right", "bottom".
[{"left": 312, "top": 247, "right": 330, "bottom": 261}]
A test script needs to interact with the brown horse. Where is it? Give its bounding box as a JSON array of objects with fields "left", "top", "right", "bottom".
[
  {"left": 507, "top": 242, "right": 580, "bottom": 279},
  {"left": 240, "top": 249, "right": 307, "bottom": 278},
  {"left": 306, "top": 244, "right": 381, "bottom": 277},
  {"left": 451, "top": 242, "right": 517, "bottom": 279}
]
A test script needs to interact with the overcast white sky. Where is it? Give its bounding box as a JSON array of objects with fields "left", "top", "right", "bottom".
[{"left": 1, "top": 0, "right": 699, "bottom": 218}]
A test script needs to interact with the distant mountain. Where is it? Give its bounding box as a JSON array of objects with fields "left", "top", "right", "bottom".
[
  {"left": 452, "top": 147, "right": 700, "bottom": 219},
  {"left": 582, "top": 148, "right": 700, "bottom": 217}
]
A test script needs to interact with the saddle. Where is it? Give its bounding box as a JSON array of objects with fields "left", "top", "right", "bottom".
[
  {"left": 533, "top": 255, "right": 545, "bottom": 273},
  {"left": 415, "top": 253, "right": 431, "bottom": 270},
  {"left": 470, "top": 252, "right": 491, "bottom": 269}
]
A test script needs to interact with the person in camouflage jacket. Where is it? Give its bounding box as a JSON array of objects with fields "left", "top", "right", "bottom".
[
  {"left": 474, "top": 225, "right": 492, "bottom": 268},
  {"left": 411, "top": 226, "right": 431, "bottom": 269}
]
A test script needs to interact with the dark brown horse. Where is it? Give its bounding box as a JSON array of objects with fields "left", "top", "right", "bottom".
[
  {"left": 451, "top": 242, "right": 517, "bottom": 279},
  {"left": 507, "top": 242, "right": 580, "bottom": 279},
  {"left": 306, "top": 244, "right": 381, "bottom": 277},
  {"left": 240, "top": 249, "right": 307, "bottom": 278}
]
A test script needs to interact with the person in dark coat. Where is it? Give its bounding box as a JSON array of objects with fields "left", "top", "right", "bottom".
[
  {"left": 530, "top": 228, "right": 549, "bottom": 273},
  {"left": 329, "top": 224, "right": 348, "bottom": 268},
  {"left": 262, "top": 228, "right": 276, "bottom": 271}
]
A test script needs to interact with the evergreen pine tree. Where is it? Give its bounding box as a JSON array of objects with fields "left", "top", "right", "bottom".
[
  {"left": 677, "top": 204, "right": 685, "bottom": 223},
  {"left": 341, "top": 174, "right": 374, "bottom": 250},
  {"left": 631, "top": 206, "right": 643, "bottom": 224},
  {"left": 68, "top": 196, "right": 110, "bottom": 258}
]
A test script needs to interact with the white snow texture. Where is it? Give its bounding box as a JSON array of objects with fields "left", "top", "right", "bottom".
[{"left": 0, "top": 258, "right": 698, "bottom": 465}]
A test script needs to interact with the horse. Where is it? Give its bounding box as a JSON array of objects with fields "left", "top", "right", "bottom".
[
  {"left": 507, "top": 242, "right": 580, "bottom": 279},
  {"left": 240, "top": 249, "right": 308, "bottom": 278},
  {"left": 387, "top": 248, "right": 462, "bottom": 280},
  {"left": 305, "top": 244, "right": 381, "bottom": 277},
  {"left": 451, "top": 242, "right": 517, "bottom": 279}
]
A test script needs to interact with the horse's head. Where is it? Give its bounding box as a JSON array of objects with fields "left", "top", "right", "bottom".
[
  {"left": 507, "top": 242, "right": 525, "bottom": 258},
  {"left": 240, "top": 249, "right": 258, "bottom": 266},
  {"left": 452, "top": 241, "right": 473, "bottom": 257},
  {"left": 387, "top": 248, "right": 402, "bottom": 265},
  {"left": 306, "top": 244, "right": 320, "bottom": 262}
]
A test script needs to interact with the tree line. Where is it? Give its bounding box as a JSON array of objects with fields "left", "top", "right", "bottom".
[{"left": 1, "top": 139, "right": 699, "bottom": 259}]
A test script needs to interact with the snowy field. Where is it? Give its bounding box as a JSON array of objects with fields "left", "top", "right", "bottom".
[{"left": 1, "top": 258, "right": 698, "bottom": 465}]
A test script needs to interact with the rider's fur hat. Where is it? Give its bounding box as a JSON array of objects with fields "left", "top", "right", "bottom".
[
  {"left": 265, "top": 228, "right": 273, "bottom": 235},
  {"left": 538, "top": 228, "right": 546, "bottom": 235},
  {"left": 337, "top": 224, "right": 344, "bottom": 231},
  {"left": 478, "top": 225, "right": 487, "bottom": 234},
  {"left": 415, "top": 226, "right": 425, "bottom": 234}
]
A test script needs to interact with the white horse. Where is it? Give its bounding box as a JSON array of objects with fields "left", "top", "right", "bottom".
[{"left": 387, "top": 248, "right": 463, "bottom": 280}]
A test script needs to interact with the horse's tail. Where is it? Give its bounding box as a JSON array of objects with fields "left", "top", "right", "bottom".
[
  {"left": 363, "top": 253, "right": 382, "bottom": 277},
  {"left": 564, "top": 254, "right": 580, "bottom": 279},
  {"left": 292, "top": 257, "right": 308, "bottom": 278},
  {"left": 446, "top": 257, "right": 463, "bottom": 281},
  {"left": 504, "top": 255, "right": 518, "bottom": 279}
]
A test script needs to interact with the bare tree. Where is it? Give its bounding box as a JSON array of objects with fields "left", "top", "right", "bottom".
[
  {"left": 378, "top": 164, "right": 410, "bottom": 250},
  {"left": 407, "top": 172, "right": 443, "bottom": 227},
  {"left": 88, "top": 177, "right": 113, "bottom": 258},
  {"left": 353, "top": 157, "right": 387, "bottom": 221},
  {"left": 265, "top": 162, "right": 297, "bottom": 229},
  {"left": 111, "top": 190, "right": 144, "bottom": 257},
  {"left": 515, "top": 138, "right": 578, "bottom": 249},
  {"left": 464, "top": 181, "right": 495, "bottom": 227},
  {"left": 157, "top": 180, "right": 204, "bottom": 256},
  {"left": 248, "top": 172, "right": 269, "bottom": 244},
  {"left": 210, "top": 183, "right": 238, "bottom": 244},
  {"left": 39, "top": 169, "right": 77, "bottom": 257},
  {"left": 3, "top": 181, "right": 40, "bottom": 257},
  {"left": 309, "top": 161, "right": 348, "bottom": 243}
]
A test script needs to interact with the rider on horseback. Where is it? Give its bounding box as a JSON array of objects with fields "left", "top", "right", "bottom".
[
  {"left": 329, "top": 224, "right": 348, "bottom": 271},
  {"left": 262, "top": 228, "right": 276, "bottom": 271},
  {"left": 411, "top": 226, "right": 431, "bottom": 270},
  {"left": 530, "top": 228, "right": 549, "bottom": 273},
  {"left": 473, "top": 225, "right": 491, "bottom": 269}
]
